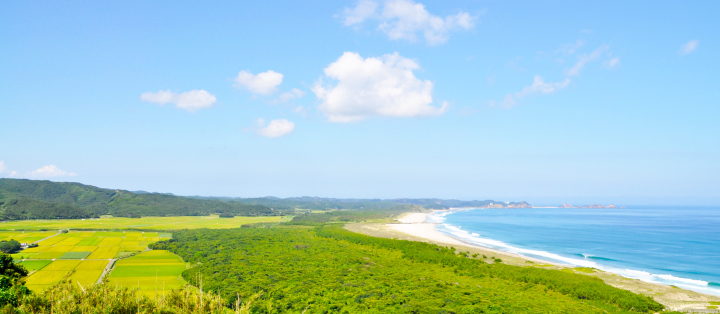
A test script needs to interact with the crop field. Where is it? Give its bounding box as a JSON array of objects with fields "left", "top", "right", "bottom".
[
  {"left": 0, "top": 215, "right": 292, "bottom": 231},
  {"left": 0, "top": 231, "right": 56, "bottom": 243},
  {"left": 10, "top": 230, "right": 169, "bottom": 292},
  {"left": 108, "top": 250, "right": 186, "bottom": 297}
]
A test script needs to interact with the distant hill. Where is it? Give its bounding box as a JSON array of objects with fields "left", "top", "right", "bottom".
[
  {"left": 0, "top": 179, "right": 277, "bottom": 220},
  {"left": 0, "top": 179, "right": 531, "bottom": 220},
  {"left": 199, "top": 196, "right": 531, "bottom": 211}
]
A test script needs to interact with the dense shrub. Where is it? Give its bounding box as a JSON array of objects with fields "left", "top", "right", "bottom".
[{"left": 152, "top": 227, "right": 667, "bottom": 313}]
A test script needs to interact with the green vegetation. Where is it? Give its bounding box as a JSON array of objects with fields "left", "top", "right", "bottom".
[
  {"left": 0, "top": 179, "right": 284, "bottom": 220},
  {"left": 0, "top": 240, "right": 21, "bottom": 253},
  {"left": 108, "top": 250, "right": 187, "bottom": 296},
  {"left": 210, "top": 196, "right": 530, "bottom": 211},
  {"left": 0, "top": 215, "right": 292, "bottom": 231},
  {"left": 57, "top": 251, "right": 91, "bottom": 259},
  {"left": 11, "top": 277, "right": 236, "bottom": 314},
  {"left": 0, "top": 253, "right": 30, "bottom": 306},
  {"left": 286, "top": 205, "right": 425, "bottom": 225},
  {"left": 18, "top": 261, "right": 51, "bottom": 272},
  {"left": 151, "top": 225, "right": 666, "bottom": 313}
]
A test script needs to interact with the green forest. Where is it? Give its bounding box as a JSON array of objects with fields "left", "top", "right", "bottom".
[
  {"left": 0, "top": 179, "right": 281, "bottom": 220},
  {"left": 204, "top": 196, "right": 529, "bottom": 211},
  {"left": 150, "top": 225, "right": 672, "bottom": 313},
  {"left": 0, "top": 179, "right": 533, "bottom": 221}
]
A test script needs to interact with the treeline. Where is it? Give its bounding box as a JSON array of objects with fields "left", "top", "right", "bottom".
[
  {"left": 217, "top": 196, "right": 404, "bottom": 210},
  {"left": 0, "top": 179, "right": 282, "bottom": 220},
  {"left": 151, "top": 226, "right": 668, "bottom": 313},
  {"left": 285, "top": 205, "right": 426, "bottom": 226},
  {"left": 200, "top": 195, "right": 532, "bottom": 211}
]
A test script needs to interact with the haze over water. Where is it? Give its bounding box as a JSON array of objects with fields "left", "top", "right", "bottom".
[{"left": 430, "top": 207, "right": 720, "bottom": 296}]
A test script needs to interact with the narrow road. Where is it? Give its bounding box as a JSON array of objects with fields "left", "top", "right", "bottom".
[
  {"left": 96, "top": 258, "right": 116, "bottom": 284},
  {"left": 32, "top": 230, "right": 63, "bottom": 244}
]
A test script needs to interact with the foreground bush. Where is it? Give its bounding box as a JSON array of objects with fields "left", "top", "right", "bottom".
[{"left": 6, "top": 278, "right": 258, "bottom": 314}]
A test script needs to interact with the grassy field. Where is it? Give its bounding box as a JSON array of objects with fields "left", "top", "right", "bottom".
[
  {"left": 108, "top": 250, "right": 186, "bottom": 297},
  {"left": 0, "top": 215, "right": 292, "bottom": 230}
]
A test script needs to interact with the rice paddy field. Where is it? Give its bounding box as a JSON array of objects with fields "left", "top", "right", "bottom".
[
  {"left": 108, "top": 250, "right": 187, "bottom": 297},
  {"left": 9, "top": 230, "right": 170, "bottom": 292},
  {"left": 1, "top": 215, "right": 289, "bottom": 295},
  {"left": 0, "top": 215, "right": 292, "bottom": 231}
]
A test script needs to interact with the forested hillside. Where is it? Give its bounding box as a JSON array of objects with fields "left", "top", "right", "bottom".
[
  {"left": 152, "top": 226, "right": 668, "bottom": 313},
  {"left": 202, "top": 196, "right": 530, "bottom": 210},
  {"left": 0, "top": 179, "right": 278, "bottom": 220}
]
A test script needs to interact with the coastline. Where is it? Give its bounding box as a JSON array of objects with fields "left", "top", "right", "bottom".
[{"left": 345, "top": 211, "right": 720, "bottom": 313}]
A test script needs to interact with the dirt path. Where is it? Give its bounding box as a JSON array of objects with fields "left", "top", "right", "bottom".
[
  {"left": 32, "top": 230, "right": 63, "bottom": 244},
  {"left": 96, "top": 258, "right": 117, "bottom": 284}
]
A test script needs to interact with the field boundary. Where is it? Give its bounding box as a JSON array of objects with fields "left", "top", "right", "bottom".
[
  {"left": 31, "top": 230, "right": 62, "bottom": 244},
  {"left": 96, "top": 248, "right": 150, "bottom": 284}
]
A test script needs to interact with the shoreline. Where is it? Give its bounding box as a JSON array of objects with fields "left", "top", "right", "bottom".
[{"left": 346, "top": 211, "right": 720, "bottom": 312}]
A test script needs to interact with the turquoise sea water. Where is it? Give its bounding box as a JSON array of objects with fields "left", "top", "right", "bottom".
[{"left": 429, "top": 207, "right": 720, "bottom": 296}]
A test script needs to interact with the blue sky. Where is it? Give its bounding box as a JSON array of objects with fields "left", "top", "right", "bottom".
[{"left": 1, "top": 1, "right": 718, "bottom": 205}]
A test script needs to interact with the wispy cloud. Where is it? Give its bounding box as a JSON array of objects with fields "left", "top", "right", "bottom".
[
  {"left": 269, "top": 88, "right": 305, "bottom": 105},
  {"left": 679, "top": 40, "right": 699, "bottom": 55},
  {"left": 557, "top": 40, "right": 585, "bottom": 55},
  {"left": 566, "top": 45, "right": 609, "bottom": 76},
  {"left": 250, "top": 118, "right": 296, "bottom": 138},
  {"left": 140, "top": 90, "right": 217, "bottom": 112},
  {"left": 28, "top": 165, "right": 77, "bottom": 178},
  {"left": 341, "top": 0, "right": 478, "bottom": 45},
  {"left": 604, "top": 57, "right": 621, "bottom": 69},
  {"left": 234, "top": 70, "right": 284, "bottom": 95},
  {"left": 490, "top": 75, "right": 570, "bottom": 109}
]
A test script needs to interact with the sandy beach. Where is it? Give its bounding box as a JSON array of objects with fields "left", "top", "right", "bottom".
[{"left": 345, "top": 211, "right": 720, "bottom": 313}]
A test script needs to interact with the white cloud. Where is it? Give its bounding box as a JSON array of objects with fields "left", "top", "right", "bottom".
[
  {"left": 252, "top": 118, "right": 295, "bottom": 138},
  {"left": 679, "top": 40, "right": 699, "bottom": 55},
  {"left": 234, "top": 70, "right": 283, "bottom": 95},
  {"left": 557, "top": 40, "right": 585, "bottom": 55},
  {"left": 342, "top": 0, "right": 477, "bottom": 45},
  {"left": 269, "top": 88, "right": 305, "bottom": 105},
  {"left": 343, "top": 0, "right": 378, "bottom": 26},
  {"left": 313, "top": 52, "right": 448, "bottom": 122},
  {"left": 566, "top": 45, "right": 609, "bottom": 76},
  {"left": 140, "top": 90, "right": 217, "bottom": 112},
  {"left": 0, "top": 161, "right": 18, "bottom": 178},
  {"left": 28, "top": 165, "right": 77, "bottom": 178},
  {"left": 491, "top": 75, "right": 570, "bottom": 109},
  {"left": 604, "top": 57, "right": 620, "bottom": 69}
]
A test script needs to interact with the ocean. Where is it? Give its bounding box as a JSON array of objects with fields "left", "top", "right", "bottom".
[{"left": 428, "top": 206, "right": 720, "bottom": 296}]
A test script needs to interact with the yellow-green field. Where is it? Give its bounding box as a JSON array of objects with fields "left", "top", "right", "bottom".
[
  {"left": 24, "top": 260, "right": 109, "bottom": 291},
  {"left": 3, "top": 215, "right": 289, "bottom": 294},
  {"left": 10, "top": 230, "right": 169, "bottom": 291},
  {"left": 0, "top": 215, "right": 292, "bottom": 230},
  {"left": 0, "top": 231, "right": 56, "bottom": 243},
  {"left": 108, "top": 250, "right": 186, "bottom": 297}
]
